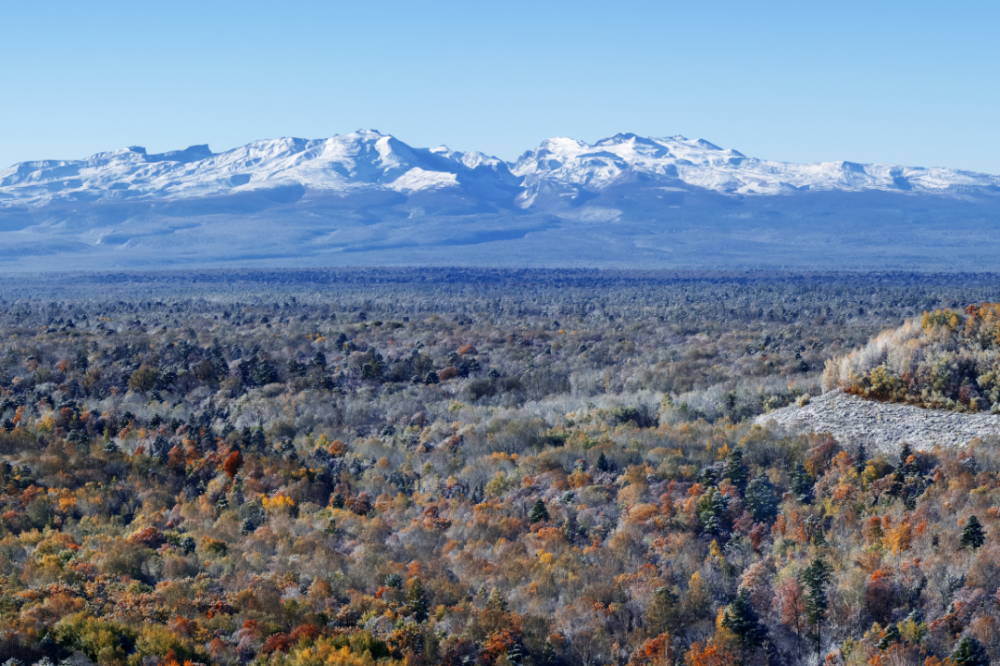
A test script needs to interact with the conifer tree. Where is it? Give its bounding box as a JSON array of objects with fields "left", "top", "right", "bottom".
[
  {"left": 961, "top": 515, "right": 986, "bottom": 551},
  {"left": 888, "top": 443, "right": 918, "bottom": 498},
  {"left": 724, "top": 448, "right": 748, "bottom": 494},
  {"left": 697, "top": 487, "right": 728, "bottom": 536},
  {"left": 102, "top": 428, "right": 118, "bottom": 454},
  {"left": 699, "top": 467, "right": 717, "bottom": 487},
  {"left": 854, "top": 443, "right": 868, "bottom": 474},
  {"left": 801, "top": 557, "right": 832, "bottom": 659},
  {"left": 506, "top": 637, "right": 524, "bottom": 666},
  {"left": 898, "top": 442, "right": 913, "bottom": 468},
  {"left": 240, "top": 518, "right": 254, "bottom": 535},
  {"left": 407, "top": 578, "right": 429, "bottom": 622},
  {"left": 951, "top": 635, "right": 990, "bottom": 666},
  {"left": 876, "top": 623, "right": 901, "bottom": 650},
  {"left": 902, "top": 447, "right": 920, "bottom": 477},
  {"left": 529, "top": 499, "right": 549, "bottom": 523},
  {"left": 744, "top": 471, "right": 779, "bottom": 523},
  {"left": 791, "top": 462, "right": 814, "bottom": 503},
  {"left": 721, "top": 587, "right": 767, "bottom": 660}
]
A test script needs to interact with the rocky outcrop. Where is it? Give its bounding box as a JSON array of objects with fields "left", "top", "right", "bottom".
[{"left": 755, "top": 390, "right": 1000, "bottom": 451}]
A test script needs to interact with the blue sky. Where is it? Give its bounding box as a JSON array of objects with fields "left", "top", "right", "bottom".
[{"left": 2, "top": 0, "right": 998, "bottom": 172}]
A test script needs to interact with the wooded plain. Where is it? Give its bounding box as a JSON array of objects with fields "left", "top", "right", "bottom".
[{"left": 0, "top": 269, "right": 998, "bottom": 666}]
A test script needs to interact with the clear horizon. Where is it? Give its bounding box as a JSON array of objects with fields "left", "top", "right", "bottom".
[{"left": 2, "top": 0, "right": 998, "bottom": 174}]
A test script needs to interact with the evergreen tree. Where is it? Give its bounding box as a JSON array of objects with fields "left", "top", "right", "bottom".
[
  {"left": 506, "top": 637, "right": 524, "bottom": 666},
  {"left": 700, "top": 515, "right": 721, "bottom": 537},
  {"left": 721, "top": 587, "right": 767, "bottom": 659},
  {"left": 791, "top": 462, "right": 814, "bottom": 503},
  {"left": 854, "top": 443, "right": 868, "bottom": 474},
  {"left": 801, "top": 557, "right": 832, "bottom": 660},
  {"left": 876, "top": 623, "right": 901, "bottom": 650},
  {"left": 698, "top": 467, "right": 717, "bottom": 487},
  {"left": 529, "top": 499, "right": 550, "bottom": 523},
  {"left": 902, "top": 448, "right": 920, "bottom": 477},
  {"left": 102, "top": 428, "right": 118, "bottom": 454},
  {"left": 597, "top": 451, "right": 612, "bottom": 473},
  {"left": 898, "top": 442, "right": 914, "bottom": 469},
  {"left": 407, "top": 578, "right": 429, "bottom": 622},
  {"left": 961, "top": 515, "right": 986, "bottom": 550},
  {"left": 952, "top": 635, "right": 990, "bottom": 666},
  {"left": 697, "top": 487, "right": 729, "bottom": 536},
  {"left": 744, "top": 471, "right": 779, "bottom": 523},
  {"left": 889, "top": 467, "right": 905, "bottom": 497},
  {"left": 724, "top": 448, "right": 749, "bottom": 494}
]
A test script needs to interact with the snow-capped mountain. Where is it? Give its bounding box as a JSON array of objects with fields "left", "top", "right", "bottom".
[
  {"left": 2, "top": 131, "right": 997, "bottom": 210},
  {"left": 1, "top": 131, "right": 999, "bottom": 272},
  {"left": 512, "top": 132, "right": 999, "bottom": 201},
  {"left": 0, "top": 130, "right": 521, "bottom": 207}
]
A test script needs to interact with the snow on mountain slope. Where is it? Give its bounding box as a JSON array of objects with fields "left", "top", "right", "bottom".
[
  {"left": 0, "top": 130, "right": 520, "bottom": 208},
  {"left": 511, "top": 133, "right": 1000, "bottom": 203},
  {"left": 3, "top": 131, "right": 998, "bottom": 213}
]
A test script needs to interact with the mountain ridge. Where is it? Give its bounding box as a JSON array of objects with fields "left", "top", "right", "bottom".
[
  {"left": 1, "top": 131, "right": 1000, "bottom": 272},
  {"left": 4, "top": 130, "right": 999, "bottom": 209}
]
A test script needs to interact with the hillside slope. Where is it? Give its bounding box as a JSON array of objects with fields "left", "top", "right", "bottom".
[{"left": 824, "top": 303, "right": 1000, "bottom": 412}]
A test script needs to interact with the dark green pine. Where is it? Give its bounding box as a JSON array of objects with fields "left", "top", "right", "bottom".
[
  {"left": 952, "top": 635, "right": 990, "bottom": 666},
  {"left": 961, "top": 515, "right": 986, "bottom": 550}
]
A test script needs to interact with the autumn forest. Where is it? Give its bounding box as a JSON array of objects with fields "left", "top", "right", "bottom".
[{"left": 1, "top": 269, "right": 999, "bottom": 666}]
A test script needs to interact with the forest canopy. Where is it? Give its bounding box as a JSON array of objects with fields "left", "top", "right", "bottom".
[
  {"left": 0, "top": 270, "right": 997, "bottom": 666},
  {"left": 825, "top": 302, "right": 1000, "bottom": 412}
]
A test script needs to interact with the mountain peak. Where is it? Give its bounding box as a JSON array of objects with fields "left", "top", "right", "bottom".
[
  {"left": 352, "top": 129, "right": 388, "bottom": 139},
  {"left": 693, "top": 139, "right": 722, "bottom": 151},
  {"left": 146, "top": 144, "right": 214, "bottom": 164},
  {"left": 604, "top": 132, "right": 639, "bottom": 143}
]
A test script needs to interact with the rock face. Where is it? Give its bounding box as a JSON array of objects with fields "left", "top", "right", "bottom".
[{"left": 755, "top": 390, "right": 1000, "bottom": 451}]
